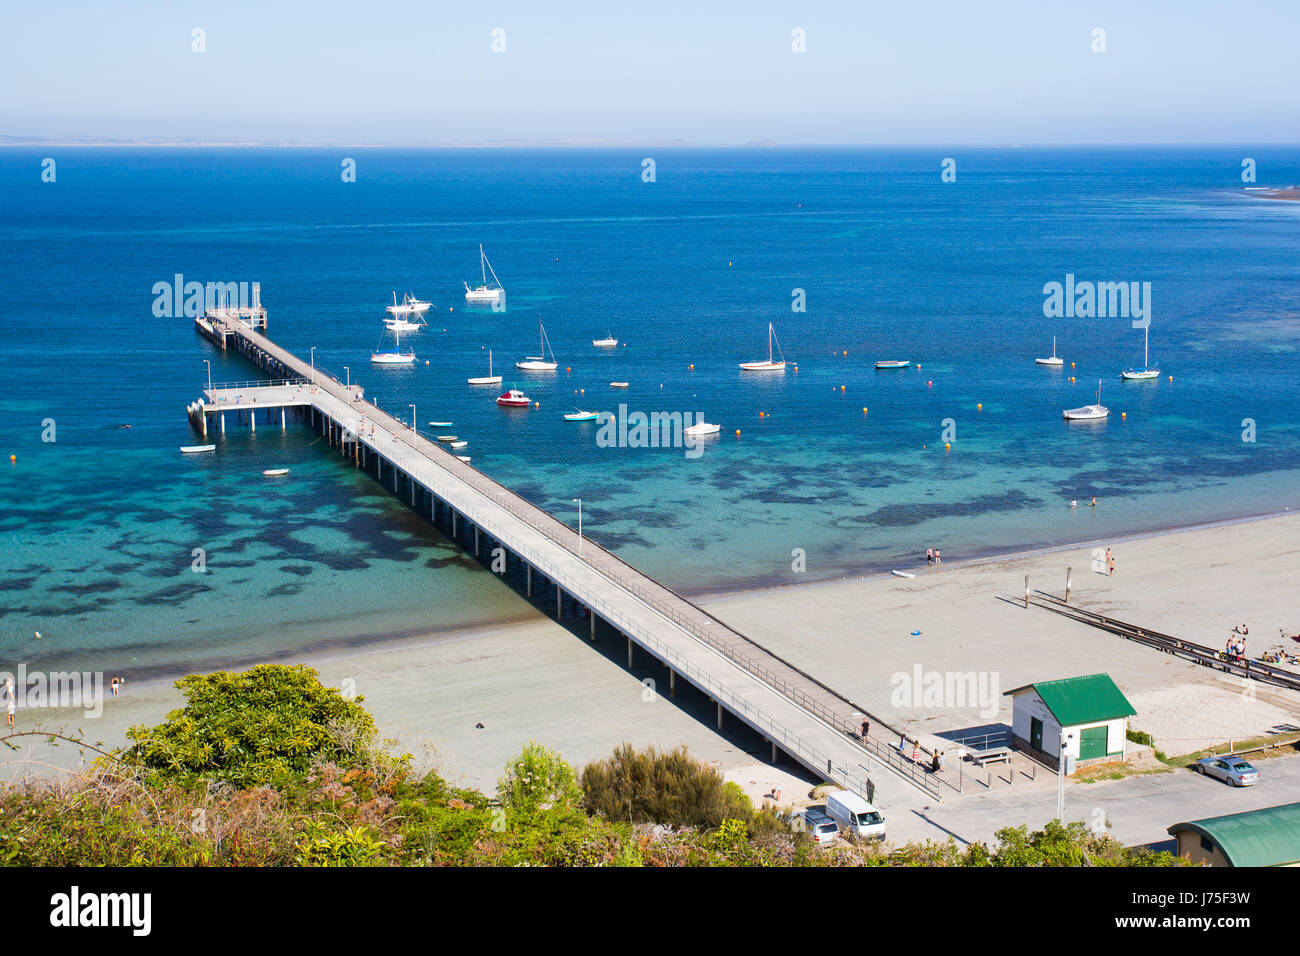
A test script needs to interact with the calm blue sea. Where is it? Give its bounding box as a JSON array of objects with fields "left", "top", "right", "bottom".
[{"left": 2, "top": 146, "right": 1299, "bottom": 676}]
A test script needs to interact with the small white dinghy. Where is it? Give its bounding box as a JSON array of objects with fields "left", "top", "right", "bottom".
[
  {"left": 449, "top": 440, "right": 468, "bottom": 449},
  {"left": 180, "top": 445, "right": 216, "bottom": 454},
  {"left": 428, "top": 421, "right": 453, "bottom": 427},
  {"left": 456, "top": 455, "right": 471, "bottom": 463},
  {"left": 1063, "top": 380, "right": 1110, "bottom": 421},
  {"left": 684, "top": 421, "right": 721, "bottom": 437},
  {"left": 610, "top": 381, "right": 629, "bottom": 389},
  {"left": 592, "top": 335, "right": 618, "bottom": 348},
  {"left": 263, "top": 468, "right": 290, "bottom": 477}
]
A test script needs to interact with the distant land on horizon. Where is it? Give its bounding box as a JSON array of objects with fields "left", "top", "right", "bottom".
[{"left": 3, "top": 136, "right": 1300, "bottom": 150}]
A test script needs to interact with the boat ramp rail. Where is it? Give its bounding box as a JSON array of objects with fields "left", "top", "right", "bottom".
[{"left": 1028, "top": 594, "right": 1300, "bottom": 694}]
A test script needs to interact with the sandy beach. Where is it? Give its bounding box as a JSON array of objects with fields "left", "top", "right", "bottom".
[{"left": 8, "top": 511, "right": 1300, "bottom": 817}]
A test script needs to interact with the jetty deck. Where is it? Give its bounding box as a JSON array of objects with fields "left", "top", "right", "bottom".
[{"left": 193, "top": 312, "right": 947, "bottom": 804}]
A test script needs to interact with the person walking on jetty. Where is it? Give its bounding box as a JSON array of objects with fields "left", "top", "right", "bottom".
[{"left": 861, "top": 719, "right": 870, "bottom": 742}]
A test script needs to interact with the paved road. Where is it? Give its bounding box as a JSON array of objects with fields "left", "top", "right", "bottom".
[{"left": 889, "top": 750, "right": 1300, "bottom": 850}]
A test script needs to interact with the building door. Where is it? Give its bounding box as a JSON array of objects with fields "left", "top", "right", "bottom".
[
  {"left": 1030, "top": 717, "right": 1043, "bottom": 752},
  {"left": 1079, "top": 725, "right": 1108, "bottom": 760}
]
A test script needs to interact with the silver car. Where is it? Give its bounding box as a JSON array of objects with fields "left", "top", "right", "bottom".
[
  {"left": 787, "top": 808, "right": 840, "bottom": 845},
  {"left": 1196, "top": 755, "right": 1260, "bottom": 787}
]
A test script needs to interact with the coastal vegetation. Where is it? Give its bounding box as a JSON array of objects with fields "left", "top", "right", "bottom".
[{"left": 0, "top": 665, "right": 1184, "bottom": 867}]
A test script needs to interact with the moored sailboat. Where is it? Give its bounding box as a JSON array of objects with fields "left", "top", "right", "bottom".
[
  {"left": 1121, "top": 324, "right": 1161, "bottom": 380},
  {"left": 464, "top": 245, "right": 505, "bottom": 303},
  {"left": 739, "top": 323, "right": 787, "bottom": 371},
  {"left": 516, "top": 322, "right": 558, "bottom": 370}
]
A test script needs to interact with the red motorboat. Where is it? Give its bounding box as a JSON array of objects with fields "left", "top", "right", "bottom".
[{"left": 496, "top": 388, "right": 530, "bottom": 408}]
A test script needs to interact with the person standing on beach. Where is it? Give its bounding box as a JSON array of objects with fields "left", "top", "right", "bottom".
[
  {"left": 935, "top": 549, "right": 942, "bottom": 566},
  {"left": 1091, "top": 496, "right": 1097, "bottom": 507},
  {"left": 926, "top": 547, "right": 933, "bottom": 565}
]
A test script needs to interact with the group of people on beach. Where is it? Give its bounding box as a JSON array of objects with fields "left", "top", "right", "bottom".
[
  {"left": 925, "top": 547, "right": 942, "bottom": 566},
  {"left": 1226, "top": 625, "right": 1249, "bottom": 660}
]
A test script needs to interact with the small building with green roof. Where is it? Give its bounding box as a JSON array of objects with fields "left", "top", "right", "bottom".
[
  {"left": 1168, "top": 802, "right": 1300, "bottom": 867},
  {"left": 1003, "top": 673, "right": 1137, "bottom": 774}
]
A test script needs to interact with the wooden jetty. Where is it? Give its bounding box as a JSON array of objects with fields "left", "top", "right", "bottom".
[{"left": 192, "top": 310, "right": 945, "bottom": 803}]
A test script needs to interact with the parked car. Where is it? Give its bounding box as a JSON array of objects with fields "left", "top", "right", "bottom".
[
  {"left": 1196, "top": 755, "right": 1261, "bottom": 787},
  {"left": 785, "top": 807, "right": 840, "bottom": 845}
]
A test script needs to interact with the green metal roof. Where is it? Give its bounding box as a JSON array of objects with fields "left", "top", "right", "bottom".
[
  {"left": 1168, "top": 802, "right": 1300, "bottom": 867},
  {"left": 1002, "top": 673, "right": 1136, "bottom": 726}
]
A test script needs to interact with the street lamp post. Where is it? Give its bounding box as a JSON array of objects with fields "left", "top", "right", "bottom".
[
  {"left": 1056, "top": 732, "right": 1073, "bottom": 821},
  {"left": 203, "top": 359, "right": 212, "bottom": 393},
  {"left": 344, "top": 366, "right": 350, "bottom": 388},
  {"left": 572, "top": 498, "right": 582, "bottom": 554},
  {"left": 409, "top": 405, "right": 417, "bottom": 441},
  {"left": 310, "top": 347, "right": 316, "bottom": 384}
]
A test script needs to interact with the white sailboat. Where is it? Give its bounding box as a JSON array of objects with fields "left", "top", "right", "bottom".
[
  {"left": 1121, "top": 325, "right": 1161, "bottom": 380},
  {"left": 386, "top": 291, "right": 431, "bottom": 316},
  {"left": 516, "top": 322, "right": 558, "bottom": 370},
  {"left": 384, "top": 293, "right": 429, "bottom": 331},
  {"left": 739, "top": 322, "right": 787, "bottom": 371},
  {"left": 371, "top": 328, "right": 416, "bottom": 365},
  {"left": 468, "top": 349, "right": 503, "bottom": 385},
  {"left": 1063, "top": 380, "right": 1110, "bottom": 421},
  {"left": 464, "top": 245, "right": 504, "bottom": 303},
  {"left": 1035, "top": 336, "right": 1064, "bottom": 367}
]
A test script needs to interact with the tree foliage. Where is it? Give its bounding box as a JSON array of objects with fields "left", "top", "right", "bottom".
[{"left": 120, "top": 664, "right": 386, "bottom": 789}]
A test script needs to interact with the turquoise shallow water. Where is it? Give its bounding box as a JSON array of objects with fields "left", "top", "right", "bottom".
[{"left": 1, "top": 146, "right": 1298, "bottom": 674}]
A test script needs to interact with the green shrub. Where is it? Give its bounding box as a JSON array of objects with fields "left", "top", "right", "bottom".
[
  {"left": 497, "top": 741, "right": 582, "bottom": 813},
  {"left": 120, "top": 664, "right": 391, "bottom": 789},
  {"left": 580, "top": 743, "right": 754, "bottom": 828}
]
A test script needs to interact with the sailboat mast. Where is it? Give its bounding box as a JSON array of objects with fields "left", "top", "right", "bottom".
[
  {"left": 1144, "top": 325, "right": 1149, "bottom": 367},
  {"left": 768, "top": 323, "right": 774, "bottom": 364},
  {"left": 480, "top": 244, "right": 487, "bottom": 285}
]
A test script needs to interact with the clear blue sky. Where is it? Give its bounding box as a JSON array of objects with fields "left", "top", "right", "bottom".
[{"left": 2, "top": 0, "right": 1297, "bottom": 144}]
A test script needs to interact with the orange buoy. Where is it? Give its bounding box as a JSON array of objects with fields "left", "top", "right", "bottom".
[
  {"left": 842, "top": 350, "right": 847, "bottom": 356},
  {"left": 8, "top": 455, "right": 13, "bottom": 462},
  {"left": 862, "top": 407, "right": 868, "bottom": 414},
  {"left": 1121, "top": 412, "right": 1127, "bottom": 420},
  {"left": 580, "top": 389, "right": 585, "bottom": 394},
  {"left": 977, "top": 403, "right": 983, "bottom": 410},
  {"left": 689, "top": 364, "right": 694, "bottom": 370},
  {"left": 1168, "top": 375, "right": 1173, "bottom": 382},
  {"left": 1070, "top": 362, "right": 1075, "bottom": 368},
  {"left": 534, "top": 402, "right": 540, "bottom": 408},
  {"left": 944, "top": 442, "right": 951, "bottom": 450},
  {"left": 735, "top": 429, "right": 741, "bottom": 436},
  {"left": 1069, "top": 376, "right": 1075, "bottom": 382},
  {"left": 927, "top": 380, "right": 933, "bottom": 387},
  {"left": 840, "top": 385, "right": 845, "bottom": 392},
  {"left": 759, "top": 411, "right": 765, "bottom": 418}
]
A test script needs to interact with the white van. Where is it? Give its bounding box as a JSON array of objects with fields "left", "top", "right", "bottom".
[{"left": 824, "top": 790, "right": 886, "bottom": 841}]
